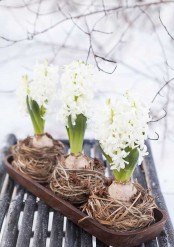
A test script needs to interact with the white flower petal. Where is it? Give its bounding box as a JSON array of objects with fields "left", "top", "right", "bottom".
[{"left": 93, "top": 92, "right": 150, "bottom": 171}]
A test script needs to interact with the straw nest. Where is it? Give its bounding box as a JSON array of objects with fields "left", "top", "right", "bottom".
[
  {"left": 12, "top": 134, "right": 64, "bottom": 184},
  {"left": 81, "top": 182, "right": 157, "bottom": 231},
  {"left": 50, "top": 157, "right": 106, "bottom": 204}
]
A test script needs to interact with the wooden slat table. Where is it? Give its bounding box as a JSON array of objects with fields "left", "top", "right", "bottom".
[{"left": 0, "top": 134, "right": 174, "bottom": 247}]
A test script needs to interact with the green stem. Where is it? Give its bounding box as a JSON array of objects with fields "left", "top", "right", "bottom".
[
  {"left": 26, "top": 96, "right": 45, "bottom": 135},
  {"left": 66, "top": 114, "right": 87, "bottom": 154},
  {"left": 114, "top": 148, "right": 139, "bottom": 182},
  {"left": 102, "top": 146, "right": 139, "bottom": 183}
]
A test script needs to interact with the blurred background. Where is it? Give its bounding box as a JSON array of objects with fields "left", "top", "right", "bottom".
[{"left": 0, "top": 0, "right": 174, "bottom": 224}]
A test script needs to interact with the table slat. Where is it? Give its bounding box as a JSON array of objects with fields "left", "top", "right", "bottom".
[
  {"left": 65, "top": 220, "right": 81, "bottom": 247},
  {"left": 144, "top": 141, "right": 174, "bottom": 247},
  {"left": 0, "top": 134, "right": 17, "bottom": 192},
  {"left": 0, "top": 175, "right": 14, "bottom": 229},
  {"left": 16, "top": 193, "right": 36, "bottom": 247},
  {"left": 1, "top": 185, "right": 24, "bottom": 247},
  {"left": 49, "top": 211, "right": 64, "bottom": 247},
  {"left": 93, "top": 141, "right": 103, "bottom": 160},
  {"left": 80, "top": 229, "right": 92, "bottom": 247},
  {"left": 133, "top": 165, "right": 147, "bottom": 189},
  {"left": 145, "top": 238, "right": 158, "bottom": 247},
  {"left": 32, "top": 201, "right": 49, "bottom": 247}
]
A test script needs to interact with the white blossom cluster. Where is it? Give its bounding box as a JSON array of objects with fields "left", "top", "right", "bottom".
[
  {"left": 29, "top": 61, "right": 58, "bottom": 108},
  {"left": 59, "top": 60, "right": 94, "bottom": 125},
  {"left": 17, "top": 75, "right": 30, "bottom": 113},
  {"left": 17, "top": 61, "right": 58, "bottom": 114},
  {"left": 94, "top": 92, "right": 151, "bottom": 171}
]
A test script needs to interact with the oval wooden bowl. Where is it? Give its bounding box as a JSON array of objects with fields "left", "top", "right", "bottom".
[{"left": 4, "top": 155, "right": 167, "bottom": 247}]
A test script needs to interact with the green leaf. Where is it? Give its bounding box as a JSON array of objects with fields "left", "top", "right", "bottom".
[
  {"left": 113, "top": 148, "right": 139, "bottom": 182},
  {"left": 99, "top": 144, "right": 113, "bottom": 164},
  {"left": 26, "top": 96, "right": 45, "bottom": 134},
  {"left": 100, "top": 144, "right": 139, "bottom": 182},
  {"left": 30, "top": 100, "right": 44, "bottom": 133},
  {"left": 66, "top": 114, "right": 87, "bottom": 154},
  {"left": 40, "top": 105, "right": 46, "bottom": 118}
]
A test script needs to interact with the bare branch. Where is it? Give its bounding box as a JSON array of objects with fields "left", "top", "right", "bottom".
[
  {"left": 148, "top": 132, "right": 159, "bottom": 141},
  {"left": 70, "top": 17, "right": 89, "bottom": 35},
  {"left": 33, "top": 0, "right": 42, "bottom": 34},
  {"left": 149, "top": 108, "right": 167, "bottom": 123},
  {"left": 101, "top": 0, "right": 107, "bottom": 15},
  {"left": 139, "top": 8, "right": 168, "bottom": 72},
  {"left": 151, "top": 77, "right": 174, "bottom": 103},
  {"left": 0, "top": 90, "right": 15, "bottom": 93},
  {"left": 92, "top": 29, "right": 113, "bottom": 34},
  {"left": 85, "top": 19, "right": 117, "bottom": 74},
  {"left": 1, "top": 0, "right": 174, "bottom": 49},
  {"left": 159, "top": 13, "right": 174, "bottom": 40}
]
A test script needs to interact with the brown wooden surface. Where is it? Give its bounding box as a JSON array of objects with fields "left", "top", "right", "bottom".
[{"left": 4, "top": 155, "right": 167, "bottom": 247}]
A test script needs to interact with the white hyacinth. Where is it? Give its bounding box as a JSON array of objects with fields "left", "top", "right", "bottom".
[
  {"left": 94, "top": 92, "right": 150, "bottom": 171},
  {"left": 29, "top": 61, "right": 58, "bottom": 108},
  {"left": 17, "top": 61, "right": 58, "bottom": 114},
  {"left": 59, "top": 60, "right": 94, "bottom": 125},
  {"left": 17, "top": 75, "right": 30, "bottom": 113}
]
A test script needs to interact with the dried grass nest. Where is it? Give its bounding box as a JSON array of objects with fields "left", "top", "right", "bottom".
[
  {"left": 12, "top": 134, "right": 64, "bottom": 184},
  {"left": 50, "top": 157, "right": 106, "bottom": 204},
  {"left": 81, "top": 182, "right": 157, "bottom": 231}
]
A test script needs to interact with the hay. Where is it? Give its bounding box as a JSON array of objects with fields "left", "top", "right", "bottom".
[
  {"left": 50, "top": 158, "right": 106, "bottom": 204},
  {"left": 81, "top": 183, "right": 156, "bottom": 231},
  {"left": 12, "top": 134, "right": 64, "bottom": 184}
]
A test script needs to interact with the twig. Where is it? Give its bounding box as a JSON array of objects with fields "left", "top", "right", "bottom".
[
  {"left": 159, "top": 13, "right": 174, "bottom": 40},
  {"left": 149, "top": 108, "right": 167, "bottom": 123},
  {"left": 148, "top": 132, "right": 159, "bottom": 141},
  {"left": 151, "top": 78, "right": 174, "bottom": 103}
]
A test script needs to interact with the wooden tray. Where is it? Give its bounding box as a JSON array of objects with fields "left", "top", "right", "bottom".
[{"left": 4, "top": 155, "right": 167, "bottom": 247}]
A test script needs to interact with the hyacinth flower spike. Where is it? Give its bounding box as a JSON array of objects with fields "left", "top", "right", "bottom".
[
  {"left": 59, "top": 60, "right": 94, "bottom": 169},
  {"left": 17, "top": 61, "right": 58, "bottom": 148},
  {"left": 94, "top": 93, "right": 150, "bottom": 202}
]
